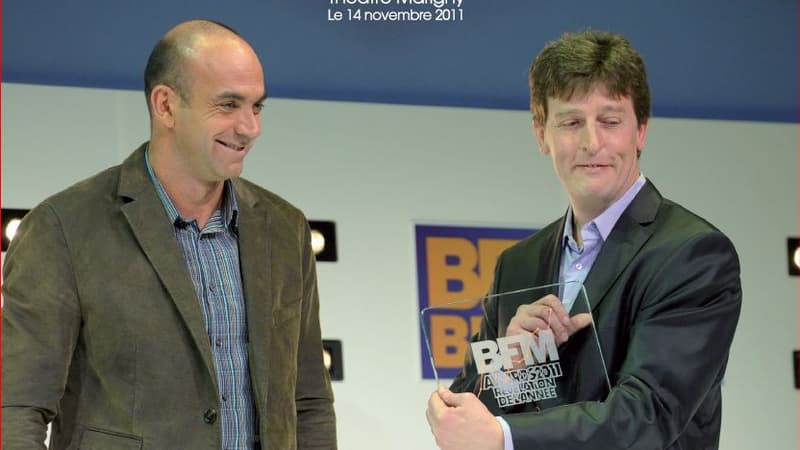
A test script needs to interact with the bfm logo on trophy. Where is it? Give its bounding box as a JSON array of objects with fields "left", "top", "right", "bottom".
[
  {"left": 471, "top": 330, "right": 563, "bottom": 407},
  {"left": 415, "top": 224, "right": 536, "bottom": 380}
]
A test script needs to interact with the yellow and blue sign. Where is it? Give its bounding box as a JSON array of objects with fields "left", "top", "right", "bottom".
[{"left": 416, "top": 224, "right": 536, "bottom": 379}]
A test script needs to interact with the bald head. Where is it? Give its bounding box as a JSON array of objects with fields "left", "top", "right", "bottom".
[{"left": 143, "top": 20, "right": 254, "bottom": 115}]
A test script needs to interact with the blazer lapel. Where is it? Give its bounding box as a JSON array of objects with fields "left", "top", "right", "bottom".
[
  {"left": 582, "top": 180, "right": 661, "bottom": 312},
  {"left": 544, "top": 216, "right": 567, "bottom": 289},
  {"left": 233, "top": 179, "right": 273, "bottom": 412},
  {"left": 511, "top": 217, "right": 564, "bottom": 292},
  {"left": 117, "top": 145, "right": 216, "bottom": 381}
]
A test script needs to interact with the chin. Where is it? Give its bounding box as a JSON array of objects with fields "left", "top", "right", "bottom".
[{"left": 221, "top": 165, "right": 244, "bottom": 179}]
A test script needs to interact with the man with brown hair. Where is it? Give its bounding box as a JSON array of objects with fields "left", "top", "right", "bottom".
[
  {"left": 427, "top": 30, "right": 741, "bottom": 450},
  {"left": 3, "top": 20, "right": 337, "bottom": 450}
]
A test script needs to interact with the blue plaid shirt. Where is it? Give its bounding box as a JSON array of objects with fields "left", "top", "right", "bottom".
[{"left": 146, "top": 150, "right": 256, "bottom": 449}]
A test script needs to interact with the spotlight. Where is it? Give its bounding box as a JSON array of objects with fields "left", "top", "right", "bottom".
[
  {"left": 308, "top": 221, "right": 337, "bottom": 262},
  {"left": 6, "top": 219, "right": 22, "bottom": 241},
  {"left": 322, "top": 339, "right": 343, "bottom": 381},
  {"left": 794, "top": 248, "right": 800, "bottom": 271},
  {"left": 310, "top": 229, "right": 326, "bottom": 255},
  {"left": 787, "top": 237, "right": 800, "bottom": 276},
  {"left": 795, "top": 350, "right": 799, "bottom": 389},
  {"left": 2, "top": 209, "right": 30, "bottom": 252}
]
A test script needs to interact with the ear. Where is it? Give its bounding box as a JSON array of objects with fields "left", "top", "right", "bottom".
[
  {"left": 150, "top": 84, "right": 179, "bottom": 129},
  {"left": 533, "top": 120, "right": 549, "bottom": 155},
  {"left": 635, "top": 120, "right": 649, "bottom": 156}
]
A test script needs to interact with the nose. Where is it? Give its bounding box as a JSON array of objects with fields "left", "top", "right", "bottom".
[
  {"left": 236, "top": 107, "right": 261, "bottom": 140},
  {"left": 580, "top": 121, "right": 600, "bottom": 153}
]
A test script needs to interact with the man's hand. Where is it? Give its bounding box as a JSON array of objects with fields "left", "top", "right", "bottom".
[
  {"left": 426, "top": 387, "right": 503, "bottom": 450},
  {"left": 506, "top": 294, "right": 592, "bottom": 345}
]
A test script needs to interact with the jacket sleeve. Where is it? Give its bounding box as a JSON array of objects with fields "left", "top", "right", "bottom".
[
  {"left": 295, "top": 220, "right": 338, "bottom": 450},
  {"left": 2, "top": 203, "right": 82, "bottom": 450},
  {"left": 505, "top": 231, "right": 742, "bottom": 449}
]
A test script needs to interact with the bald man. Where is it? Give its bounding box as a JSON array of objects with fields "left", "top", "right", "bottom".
[{"left": 2, "top": 20, "right": 337, "bottom": 450}]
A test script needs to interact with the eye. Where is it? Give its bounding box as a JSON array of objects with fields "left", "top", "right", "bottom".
[
  {"left": 220, "top": 101, "right": 239, "bottom": 110},
  {"left": 558, "top": 119, "right": 581, "bottom": 128},
  {"left": 253, "top": 102, "right": 265, "bottom": 114},
  {"left": 600, "top": 117, "right": 622, "bottom": 127}
]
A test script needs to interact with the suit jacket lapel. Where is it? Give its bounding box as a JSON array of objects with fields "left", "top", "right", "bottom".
[
  {"left": 514, "top": 216, "right": 565, "bottom": 292},
  {"left": 545, "top": 216, "right": 567, "bottom": 289},
  {"left": 117, "top": 144, "right": 217, "bottom": 381},
  {"left": 582, "top": 180, "right": 661, "bottom": 312},
  {"left": 233, "top": 179, "right": 273, "bottom": 412}
]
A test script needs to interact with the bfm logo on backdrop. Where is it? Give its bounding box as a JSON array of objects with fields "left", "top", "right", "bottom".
[{"left": 416, "top": 224, "right": 537, "bottom": 379}]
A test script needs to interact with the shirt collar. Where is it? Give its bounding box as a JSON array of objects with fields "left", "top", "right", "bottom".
[
  {"left": 144, "top": 146, "right": 239, "bottom": 232},
  {"left": 562, "top": 173, "right": 647, "bottom": 245}
]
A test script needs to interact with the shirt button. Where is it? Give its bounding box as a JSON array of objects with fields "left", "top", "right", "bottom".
[
  {"left": 576, "top": 263, "right": 583, "bottom": 270},
  {"left": 215, "top": 338, "right": 222, "bottom": 347},
  {"left": 203, "top": 408, "right": 218, "bottom": 424},
  {"left": 222, "top": 394, "right": 228, "bottom": 402}
]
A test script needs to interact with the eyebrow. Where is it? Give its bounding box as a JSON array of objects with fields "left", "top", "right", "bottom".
[
  {"left": 552, "top": 109, "right": 582, "bottom": 118},
  {"left": 214, "top": 91, "right": 268, "bottom": 104},
  {"left": 552, "top": 105, "right": 627, "bottom": 117},
  {"left": 598, "top": 105, "right": 626, "bottom": 114}
]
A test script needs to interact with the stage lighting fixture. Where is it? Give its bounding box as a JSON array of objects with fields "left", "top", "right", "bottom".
[
  {"left": 322, "top": 339, "right": 343, "bottom": 381},
  {"left": 787, "top": 237, "right": 800, "bottom": 276},
  {"left": 309, "top": 221, "right": 337, "bottom": 262},
  {"left": 794, "top": 350, "right": 799, "bottom": 389},
  {"left": 2, "top": 208, "right": 30, "bottom": 252}
]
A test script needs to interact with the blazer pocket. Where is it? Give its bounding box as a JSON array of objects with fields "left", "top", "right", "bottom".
[{"left": 79, "top": 427, "right": 142, "bottom": 450}]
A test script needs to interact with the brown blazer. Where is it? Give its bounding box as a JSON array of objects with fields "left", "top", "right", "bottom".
[
  {"left": 2, "top": 144, "right": 337, "bottom": 450},
  {"left": 451, "top": 181, "right": 742, "bottom": 450}
]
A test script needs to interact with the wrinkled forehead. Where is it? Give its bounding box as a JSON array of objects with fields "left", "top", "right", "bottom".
[{"left": 186, "top": 39, "right": 264, "bottom": 87}]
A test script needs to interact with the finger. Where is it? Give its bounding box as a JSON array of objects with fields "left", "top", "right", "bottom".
[
  {"left": 428, "top": 392, "right": 451, "bottom": 433},
  {"left": 511, "top": 315, "right": 550, "bottom": 334},
  {"left": 425, "top": 404, "right": 434, "bottom": 428},
  {"left": 436, "top": 385, "right": 453, "bottom": 403},
  {"left": 439, "top": 389, "right": 473, "bottom": 408},
  {"left": 537, "top": 294, "right": 561, "bottom": 305},
  {"left": 437, "top": 388, "right": 458, "bottom": 406},
  {"left": 511, "top": 304, "right": 568, "bottom": 341},
  {"left": 428, "top": 390, "right": 447, "bottom": 413},
  {"left": 543, "top": 312, "right": 570, "bottom": 342},
  {"left": 426, "top": 394, "right": 446, "bottom": 430},
  {"left": 507, "top": 305, "right": 540, "bottom": 335},
  {"left": 528, "top": 302, "right": 569, "bottom": 341},
  {"left": 537, "top": 295, "right": 571, "bottom": 327},
  {"left": 569, "top": 313, "right": 593, "bottom": 334},
  {"left": 549, "top": 313, "right": 593, "bottom": 345},
  {"left": 425, "top": 405, "right": 443, "bottom": 441},
  {"left": 517, "top": 301, "right": 560, "bottom": 327}
]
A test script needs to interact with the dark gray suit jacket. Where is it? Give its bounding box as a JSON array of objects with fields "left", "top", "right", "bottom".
[
  {"left": 451, "top": 181, "right": 741, "bottom": 450},
  {"left": 2, "top": 144, "right": 337, "bottom": 449}
]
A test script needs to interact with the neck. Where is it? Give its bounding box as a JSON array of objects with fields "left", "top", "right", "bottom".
[
  {"left": 570, "top": 211, "right": 589, "bottom": 247},
  {"left": 570, "top": 204, "right": 601, "bottom": 237},
  {"left": 570, "top": 175, "right": 641, "bottom": 235},
  {"left": 149, "top": 142, "right": 225, "bottom": 229}
]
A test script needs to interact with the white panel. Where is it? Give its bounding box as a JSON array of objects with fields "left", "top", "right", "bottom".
[{"left": 1, "top": 84, "right": 140, "bottom": 207}]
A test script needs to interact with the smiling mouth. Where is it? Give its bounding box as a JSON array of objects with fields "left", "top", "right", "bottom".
[{"left": 217, "top": 140, "right": 246, "bottom": 151}]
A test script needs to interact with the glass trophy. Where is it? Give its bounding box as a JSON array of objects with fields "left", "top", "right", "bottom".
[{"left": 420, "top": 282, "right": 612, "bottom": 413}]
